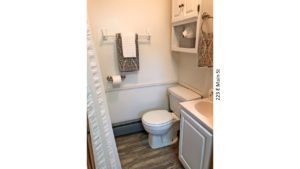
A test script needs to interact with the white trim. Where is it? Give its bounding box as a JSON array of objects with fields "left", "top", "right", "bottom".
[{"left": 105, "top": 80, "right": 178, "bottom": 93}]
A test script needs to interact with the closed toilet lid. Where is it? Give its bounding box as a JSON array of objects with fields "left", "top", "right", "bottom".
[{"left": 142, "top": 110, "right": 172, "bottom": 126}]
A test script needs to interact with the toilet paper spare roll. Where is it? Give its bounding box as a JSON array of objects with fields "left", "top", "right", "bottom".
[
  {"left": 112, "top": 75, "right": 122, "bottom": 87},
  {"left": 182, "top": 26, "right": 196, "bottom": 38}
]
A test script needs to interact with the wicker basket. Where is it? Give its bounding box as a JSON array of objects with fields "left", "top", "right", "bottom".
[{"left": 179, "top": 37, "right": 196, "bottom": 48}]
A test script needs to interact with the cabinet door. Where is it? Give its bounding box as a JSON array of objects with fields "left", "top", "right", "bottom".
[
  {"left": 179, "top": 110, "right": 212, "bottom": 169},
  {"left": 184, "top": 0, "right": 200, "bottom": 19},
  {"left": 172, "top": 0, "right": 184, "bottom": 22}
]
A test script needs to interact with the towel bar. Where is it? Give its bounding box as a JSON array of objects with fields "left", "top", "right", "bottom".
[
  {"left": 101, "top": 29, "right": 151, "bottom": 41},
  {"left": 107, "top": 75, "right": 126, "bottom": 82}
]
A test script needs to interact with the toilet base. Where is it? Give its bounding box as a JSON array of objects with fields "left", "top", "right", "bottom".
[
  {"left": 148, "top": 134, "right": 178, "bottom": 149},
  {"left": 147, "top": 121, "right": 180, "bottom": 149}
]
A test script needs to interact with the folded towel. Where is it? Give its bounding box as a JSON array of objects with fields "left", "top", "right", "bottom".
[
  {"left": 121, "top": 33, "right": 137, "bottom": 58},
  {"left": 116, "top": 33, "right": 139, "bottom": 72}
]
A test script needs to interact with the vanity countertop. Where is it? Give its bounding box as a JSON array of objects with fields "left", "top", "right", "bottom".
[{"left": 180, "top": 98, "right": 213, "bottom": 132}]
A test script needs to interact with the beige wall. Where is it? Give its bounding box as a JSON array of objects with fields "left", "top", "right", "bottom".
[
  {"left": 88, "top": 0, "right": 178, "bottom": 123},
  {"left": 176, "top": 53, "right": 213, "bottom": 97},
  {"left": 88, "top": 0, "right": 177, "bottom": 89}
]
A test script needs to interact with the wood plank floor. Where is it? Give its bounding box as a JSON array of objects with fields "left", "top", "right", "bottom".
[{"left": 115, "top": 132, "right": 184, "bottom": 169}]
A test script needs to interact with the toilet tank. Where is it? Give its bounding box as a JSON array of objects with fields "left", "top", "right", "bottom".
[{"left": 168, "top": 86, "right": 202, "bottom": 117}]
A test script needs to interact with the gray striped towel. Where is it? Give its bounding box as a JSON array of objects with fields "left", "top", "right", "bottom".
[{"left": 116, "top": 33, "right": 139, "bottom": 72}]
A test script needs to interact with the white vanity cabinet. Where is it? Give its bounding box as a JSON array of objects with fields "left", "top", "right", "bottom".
[
  {"left": 172, "top": 0, "right": 200, "bottom": 23},
  {"left": 179, "top": 109, "right": 212, "bottom": 169}
]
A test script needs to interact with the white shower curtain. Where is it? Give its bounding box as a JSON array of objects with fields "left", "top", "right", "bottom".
[{"left": 87, "top": 25, "right": 121, "bottom": 169}]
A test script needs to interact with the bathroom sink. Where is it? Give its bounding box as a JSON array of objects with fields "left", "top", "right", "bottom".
[
  {"left": 180, "top": 98, "right": 213, "bottom": 130},
  {"left": 195, "top": 100, "right": 213, "bottom": 118}
]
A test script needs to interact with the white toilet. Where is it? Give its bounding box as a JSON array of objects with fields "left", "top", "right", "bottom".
[{"left": 142, "top": 85, "right": 201, "bottom": 149}]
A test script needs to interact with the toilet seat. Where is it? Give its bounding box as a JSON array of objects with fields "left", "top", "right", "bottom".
[{"left": 142, "top": 110, "right": 173, "bottom": 127}]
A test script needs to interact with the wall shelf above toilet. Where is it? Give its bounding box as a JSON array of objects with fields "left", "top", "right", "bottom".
[{"left": 171, "top": 0, "right": 202, "bottom": 54}]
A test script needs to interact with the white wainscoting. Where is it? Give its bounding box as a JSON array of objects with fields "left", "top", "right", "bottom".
[{"left": 106, "top": 81, "right": 177, "bottom": 124}]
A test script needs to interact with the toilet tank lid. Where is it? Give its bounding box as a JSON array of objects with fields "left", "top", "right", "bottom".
[{"left": 168, "top": 86, "right": 202, "bottom": 101}]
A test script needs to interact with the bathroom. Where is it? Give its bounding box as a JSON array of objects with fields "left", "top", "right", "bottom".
[
  {"left": 3, "top": 0, "right": 300, "bottom": 169},
  {"left": 87, "top": 0, "right": 213, "bottom": 169}
]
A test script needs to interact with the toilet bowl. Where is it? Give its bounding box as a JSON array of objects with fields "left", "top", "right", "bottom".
[
  {"left": 142, "top": 85, "right": 201, "bottom": 149},
  {"left": 142, "top": 110, "right": 180, "bottom": 149}
]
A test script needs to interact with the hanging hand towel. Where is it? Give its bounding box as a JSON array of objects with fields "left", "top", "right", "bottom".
[
  {"left": 116, "top": 33, "right": 139, "bottom": 72},
  {"left": 198, "top": 19, "right": 213, "bottom": 67}
]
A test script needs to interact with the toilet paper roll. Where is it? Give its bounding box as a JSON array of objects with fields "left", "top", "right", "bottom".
[
  {"left": 182, "top": 26, "right": 195, "bottom": 38},
  {"left": 112, "top": 75, "right": 122, "bottom": 87}
]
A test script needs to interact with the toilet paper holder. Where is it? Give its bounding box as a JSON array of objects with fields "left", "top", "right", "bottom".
[{"left": 107, "top": 75, "right": 126, "bottom": 82}]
